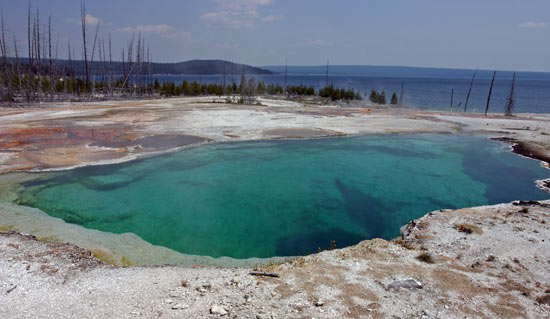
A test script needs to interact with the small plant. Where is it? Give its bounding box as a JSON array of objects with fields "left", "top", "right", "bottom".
[
  {"left": 520, "top": 207, "right": 529, "bottom": 214},
  {"left": 328, "top": 240, "right": 336, "bottom": 251},
  {"left": 394, "top": 239, "right": 416, "bottom": 250},
  {"left": 457, "top": 224, "right": 473, "bottom": 234},
  {"left": 416, "top": 252, "right": 434, "bottom": 264},
  {"left": 291, "top": 256, "right": 306, "bottom": 267}
]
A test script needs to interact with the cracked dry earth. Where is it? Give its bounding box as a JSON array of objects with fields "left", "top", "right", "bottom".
[{"left": 1, "top": 200, "right": 549, "bottom": 319}]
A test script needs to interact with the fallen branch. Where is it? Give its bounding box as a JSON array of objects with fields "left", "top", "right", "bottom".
[
  {"left": 249, "top": 271, "right": 280, "bottom": 278},
  {"left": 6, "top": 285, "right": 17, "bottom": 294}
]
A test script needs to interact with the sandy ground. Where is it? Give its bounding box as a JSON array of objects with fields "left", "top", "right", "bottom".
[
  {"left": 1, "top": 200, "right": 549, "bottom": 318},
  {"left": 1, "top": 96, "right": 550, "bottom": 318}
]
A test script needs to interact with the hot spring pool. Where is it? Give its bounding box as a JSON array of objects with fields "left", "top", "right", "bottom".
[{"left": 10, "top": 134, "right": 550, "bottom": 259}]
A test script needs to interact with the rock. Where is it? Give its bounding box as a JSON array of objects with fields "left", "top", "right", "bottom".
[
  {"left": 211, "top": 305, "right": 228, "bottom": 316},
  {"left": 536, "top": 294, "right": 550, "bottom": 305},
  {"left": 315, "top": 300, "right": 324, "bottom": 307},
  {"left": 387, "top": 278, "right": 423, "bottom": 290},
  {"left": 164, "top": 298, "right": 174, "bottom": 304},
  {"left": 172, "top": 303, "right": 189, "bottom": 310}
]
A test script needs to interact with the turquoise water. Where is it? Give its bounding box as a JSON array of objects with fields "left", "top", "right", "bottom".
[{"left": 14, "top": 134, "right": 549, "bottom": 259}]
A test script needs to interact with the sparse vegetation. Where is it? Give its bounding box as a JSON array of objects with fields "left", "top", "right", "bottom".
[
  {"left": 394, "top": 239, "right": 416, "bottom": 250},
  {"left": 318, "top": 84, "right": 362, "bottom": 101},
  {"left": 369, "top": 88, "right": 392, "bottom": 105},
  {"left": 457, "top": 224, "right": 473, "bottom": 234},
  {"left": 416, "top": 252, "right": 434, "bottom": 264},
  {"left": 0, "top": 4, "right": 363, "bottom": 105}
]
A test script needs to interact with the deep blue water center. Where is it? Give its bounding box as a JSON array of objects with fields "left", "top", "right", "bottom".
[{"left": 15, "top": 134, "right": 549, "bottom": 259}]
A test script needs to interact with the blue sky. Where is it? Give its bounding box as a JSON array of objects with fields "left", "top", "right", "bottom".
[{"left": 1, "top": 0, "right": 549, "bottom": 71}]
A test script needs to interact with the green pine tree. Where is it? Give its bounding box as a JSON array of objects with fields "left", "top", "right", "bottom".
[
  {"left": 390, "top": 92, "right": 398, "bottom": 105},
  {"left": 379, "top": 91, "right": 387, "bottom": 104},
  {"left": 369, "top": 89, "right": 379, "bottom": 103}
]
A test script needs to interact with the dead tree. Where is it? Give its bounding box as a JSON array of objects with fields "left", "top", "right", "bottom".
[
  {"left": 325, "top": 60, "right": 329, "bottom": 87},
  {"left": 26, "top": 2, "right": 34, "bottom": 101},
  {"left": 109, "top": 34, "right": 113, "bottom": 97},
  {"left": 484, "top": 71, "right": 496, "bottom": 116},
  {"left": 463, "top": 69, "right": 477, "bottom": 112},
  {"left": 14, "top": 35, "right": 22, "bottom": 96},
  {"left": 89, "top": 21, "right": 100, "bottom": 97},
  {"left": 81, "top": 1, "right": 90, "bottom": 92},
  {"left": 27, "top": 1, "right": 33, "bottom": 66},
  {"left": 147, "top": 43, "right": 153, "bottom": 95},
  {"left": 121, "top": 48, "right": 125, "bottom": 92},
  {"left": 35, "top": 8, "right": 42, "bottom": 100},
  {"left": 48, "top": 15, "right": 53, "bottom": 99},
  {"left": 123, "top": 35, "right": 135, "bottom": 94},
  {"left": 284, "top": 57, "right": 288, "bottom": 93},
  {"left": 239, "top": 70, "right": 247, "bottom": 102},
  {"left": 504, "top": 72, "right": 516, "bottom": 116},
  {"left": 99, "top": 38, "right": 106, "bottom": 96},
  {"left": 450, "top": 88, "right": 454, "bottom": 112},
  {"left": 222, "top": 60, "right": 227, "bottom": 95},
  {"left": 399, "top": 81, "right": 404, "bottom": 107},
  {"left": 1, "top": 11, "right": 14, "bottom": 102}
]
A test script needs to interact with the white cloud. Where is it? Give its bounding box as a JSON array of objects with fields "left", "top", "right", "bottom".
[
  {"left": 201, "top": 0, "right": 276, "bottom": 29},
  {"left": 66, "top": 14, "right": 102, "bottom": 26},
  {"left": 117, "top": 24, "right": 190, "bottom": 39},
  {"left": 262, "top": 15, "right": 282, "bottom": 23},
  {"left": 298, "top": 39, "right": 333, "bottom": 47},
  {"left": 519, "top": 21, "right": 548, "bottom": 29}
]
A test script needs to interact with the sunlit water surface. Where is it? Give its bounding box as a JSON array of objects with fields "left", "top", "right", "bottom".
[{"left": 14, "top": 134, "right": 549, "bottom": 258}]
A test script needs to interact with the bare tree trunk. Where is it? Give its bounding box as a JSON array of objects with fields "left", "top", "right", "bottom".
[
  {"left": 35, "top": 9, "right": 42, "bottom": 101},
  {"left": 26, "top": 2, "right": 33, "bottom": 102},
  {"left": 450, "top": 88, "right": 454, "bottom": 112},
  {"left": 14, "top": 35, "right": 22, "bottom": 98},
  {"left": 89, "top": 21, "right": 100, "bottom": 98},
  {"left": 99, "top": 38, "right": 104, "bottom": 95},
  {"left": 222, "top": 61, "right": 227, "bottom": 96},
  {"left": 27, "top": 1, "right": 33, "bottom": 66},
  {"left": 1, "top": 11, "right": 14, "bottom": 102},
  {"left": 504, "top": 73, "right": 516, "bottom": 116},
  {"left": 54, "top": 34, "right": 59, "bottom": 100},
  {"left": 135, "top": 34, "right": 141, "bottom": 96},
  {"left": 121, "top": 48, "right": 125, "bottom": 93},
  {"left": 109, "top": 34, "right": 113, "bottom": 97},
  {"left": 146, "top": 43, "right": 151, "bottom": 95},
  {"left": 484, "top": 71, "right": 496, "bottom": 116},
  {"left": 48, "top": 15, "right": 53, "bottom": 100},
  {"left": 284, "top": 57, "right": 287, "bottom": 93},
  {"left": 36, "top": 9, "right": 40, "bottom": 65},
  {"left": 463, "top": 69, "right": 477, "bottom": 112},
  {"left": 325, "top": 60, "right": 329, "bottom": 87},
  {"left": 399, "top": 81, "right": 404, "bottom": 107},
  {"left": 126, "top": 35, "right": 134, "bottom": 95},
  {"left": 81, "top": 1, "right": 90, "bottom": 93},
  {"left": 64, "top": 42, "right": 70, "bottom": 99}
]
